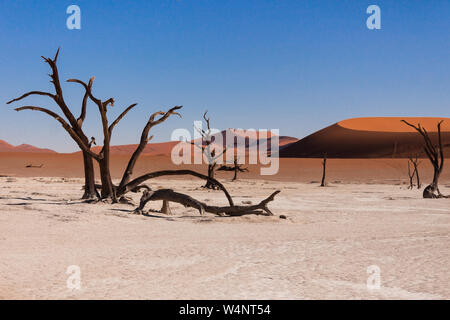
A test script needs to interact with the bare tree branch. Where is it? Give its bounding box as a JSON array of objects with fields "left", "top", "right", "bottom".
[
  {"left": 6, "top": 91, "right": 56, "bottom": 105},
  {"left": 118, "top": 106, "right": 182, "bottom": 190},
  {"left": 108, "top": 103, "right": 138, "bottom": 134},
  {"left": 118, "top": 169, "right": 234, "bottom": 206},
  {"left": 77, "top": 77, "right": 94, "bottom": 127},
  {"left": 15, "top": 106, "right": 101, "bottom": 160}
]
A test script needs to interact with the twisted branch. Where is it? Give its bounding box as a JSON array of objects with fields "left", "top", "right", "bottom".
[{"left": 134, "top": 189, "right": 280, "bottom": 216}]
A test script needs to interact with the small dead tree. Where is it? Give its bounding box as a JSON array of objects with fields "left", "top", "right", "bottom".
[
  {"left": 401, "top": 120, "right": 445, "bottom": 198},
  {"left": 320, "top": 153, "right": 327, "bottom": 187},
  {"left": 409, "top": 155, "right": 421, "bottom": 189},
  {"left": 218, "top": 158, "right": 249, "bottom": 181},
  {"left": 192, "top": 111, "right": 226, "bottom": 189},
  {"left": 407, "top": 159, "right": 415, "bottom": 189}
]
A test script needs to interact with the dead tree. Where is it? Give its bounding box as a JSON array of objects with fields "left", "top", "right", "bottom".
[
  {"left": 409, "top": 155, "right": 421, "bottom": 189},
  {"left": 135, "top": 189, "right": 280, "bottom": 217},
  {"left": 218, "top": 158, "right": 249, "bottom": 181},
  {"left": 407, "top": 160, "right": 415, "bottom": 189},
  {"left": 7, "top": 49, "right": 98, "bottom": 199},
  {"left": 192, "top": 111, "right": 226, "bottom": 189},
  {"left": 401, "top": 120, "right": 445, "bottom": 198},
  {"left": 320, "top": 153, "right": 327, "bottom": 187}
]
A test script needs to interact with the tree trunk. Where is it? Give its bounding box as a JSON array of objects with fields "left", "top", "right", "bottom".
[
  {"left": 99, "top": 155, "right": 116, "bottom": 202},
  {"left": 161, "top": 200, "right": 172, "bottom": 215},
  {"left": 407, "top": 161, "right": 414, "bottom": 189},
  {"left": 82, "top": 151, "right": 97, "bottom": 199},
  {"left": 415, "top": 166, "right": 421, "bottom": 189},
  {"left": 204, "top": 163, "right": 218, "bottom": 189},
  {"left": 320, "top": 154, "right": 327, "bottom": 187}
]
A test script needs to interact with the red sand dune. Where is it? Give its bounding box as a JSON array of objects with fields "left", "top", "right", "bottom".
[
  {"left": 0, "top": 140, "right": 56, "bottom": 153},
  {"left": 281, "top": 117, "right": 450, "bottom": 158}
]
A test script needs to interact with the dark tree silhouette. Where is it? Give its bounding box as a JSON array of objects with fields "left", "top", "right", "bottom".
[
  {"left": 320, "top": 153, "right": 327, "bottom": 187},
  {"left": 7, "top": 49, "right": 98, "bottom": 199},
  {"left": 218, "top": 158, "right": 249, "bottom": 181},
  {"left": 407, "top": 159, "right": 415, "bottom": 189},
  {"left": 401, "top": 120, "right": 446, "bottom": 198},
  {"left": 409, "top": 155, "right": 421, "bottom": 189}
]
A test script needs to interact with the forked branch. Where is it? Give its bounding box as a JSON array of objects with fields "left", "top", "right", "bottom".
[{"left": 118, "top": 106, "right": 182, "bottom": 189}]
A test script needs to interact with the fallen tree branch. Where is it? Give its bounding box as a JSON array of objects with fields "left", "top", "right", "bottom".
[
  {"left": 134, "top": 189, "right": 280, "bottom": 216},
  {"left": 118, "top": 169, "right": 234, "bottom": 206}
]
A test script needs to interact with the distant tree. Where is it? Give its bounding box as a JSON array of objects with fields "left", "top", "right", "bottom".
[
  {"left": 320, "top": 153, "right": 327, "bottom": 187},
  {"left": 407, "top": 159, "right": 415, "bottom": 189},
  {"left": 192, "top": 111, "right": 226, "bottom": 189},
  {"left": 218, "top": 158, "right": 249, "bottom": 181},
  {"left": 401, "top": 120, "right": 446, "bottom": 198},
  {"left": 409, "top": 154, "right": 421, "bottom": 189}
]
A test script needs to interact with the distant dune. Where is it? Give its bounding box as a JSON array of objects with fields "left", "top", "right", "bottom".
[
  {"left": 74, "top": 129, "right": 298, "bottom": 156},
  {"left": 280, "top": 117, "right": 450, "bottom": 158},
  {"left": 0, "top": 140, "right": 56, "bottom": 153},
  {"left": 192, "top": 128, "right": 298, "bottom": 150},
  {"left": 87, "top": 141, "right": 181, "bottom": 156}
]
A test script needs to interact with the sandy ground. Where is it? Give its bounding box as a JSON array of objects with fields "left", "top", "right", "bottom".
[
  {"left": 1, "top": 176, "right": 449, "bottom": 299},
  {"left": 3, "top": 152, "right": 450, "bottom": 184}
]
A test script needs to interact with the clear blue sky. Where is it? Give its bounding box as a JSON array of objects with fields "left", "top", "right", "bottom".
[{"left": 0, "top": 0, "right": 449, "bottom": 152}]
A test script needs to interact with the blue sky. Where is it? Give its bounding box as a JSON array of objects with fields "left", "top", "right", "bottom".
[{"left": 0, "top": 0, "right": 449, "bottom": 152}]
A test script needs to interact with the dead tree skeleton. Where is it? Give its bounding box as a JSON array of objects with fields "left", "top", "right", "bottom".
[
  {"left": 192, "top": 111, "right": 226, "bottom": 189},
  {"left": 409, "top": 155, "right": 421, "bottom": 189},
  {"left": 135, "top": 189, "right": 280, "bottom": 217},
  {"left": 407, "top": 159, "right": 415, "bottom": 189},
  {"left": 7, "top": 49, "right": 98, "bottom": 199},
  {"left": 401, "top": 120, "right": 445, "bottom": 198}
]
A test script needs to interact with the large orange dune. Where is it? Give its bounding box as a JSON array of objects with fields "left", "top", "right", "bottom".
[
  {"left": 281, "top": 117, "right": 450, "bottom": 158},
  {"left": 339, "top": 117, "right": 450, "bottom": 132}
]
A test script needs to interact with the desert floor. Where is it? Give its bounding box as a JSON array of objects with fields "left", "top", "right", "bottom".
[{"left": 1, "top": 176, "right": 449, "bottom": 299}]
